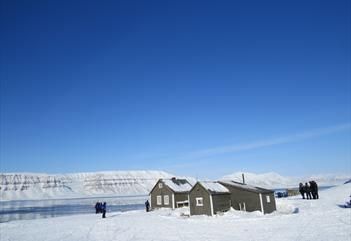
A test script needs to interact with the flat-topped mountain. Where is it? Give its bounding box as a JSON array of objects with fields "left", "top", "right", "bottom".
[
  {"left": 0, "top": 170, "right": 173, "bottom": 201},
  {"left": 2, "top": 170, "right": 349, "bottom": 201}
]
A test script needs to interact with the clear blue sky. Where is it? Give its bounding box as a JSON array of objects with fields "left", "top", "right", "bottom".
[{"left": 1, "top": 0, "right": 350, "bottom": 179}]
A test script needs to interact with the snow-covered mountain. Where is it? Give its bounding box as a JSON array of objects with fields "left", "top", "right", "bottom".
[
  {"left": 305, "top": 173, "right": 351, "bottom": 186},
  {"left": 0, "top": 171, "right": 173, "bottom": 201},
  {"left": 221, "top": 172, "right": 295, "bottom": 189},
  {"left": 2, "top": 170, "right": 349, "bottom": 201},
  {"left": 221, "top": 172, "right": 351, "bottom": 189}
]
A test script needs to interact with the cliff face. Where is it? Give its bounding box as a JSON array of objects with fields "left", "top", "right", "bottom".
[{"left": 0, "top": 171, "right": 173, "bottom": 201}]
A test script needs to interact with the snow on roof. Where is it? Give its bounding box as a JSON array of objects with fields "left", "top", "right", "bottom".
[
  {"left": 219, "top": 180, "right": 273, "bottom": 193},
  {"left": 199, "top": 181, "right": 230, "bottom": 193},
  {"left": 162, "top": 179, "right": 192, "bottom": 193}
]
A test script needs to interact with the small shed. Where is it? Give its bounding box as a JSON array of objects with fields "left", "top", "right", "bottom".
[
  {"left": 149, "top": 178, "right": 193, "bottom": 209},
  {"left": 189, "top": 181, "right": 231, "bottom": 216},
  {"left": 219, "top": 180, "right": 276, "bottom": 214}
]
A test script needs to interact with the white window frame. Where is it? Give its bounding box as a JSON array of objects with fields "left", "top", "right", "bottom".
[
  {"left": 266, "top": 195, "right": 271, "bottom": 203},
  {"left": 157, "top": 195, "right": 162, "bottom": 205},
  {"left": 164, "top": 195, "right": 169, "bottom": 205},
  {"left": 196, "top": 197, "right": 203, "bottom": 206},
  {"left": 158, "top": 183, "right": 163, "bottom": 188}
]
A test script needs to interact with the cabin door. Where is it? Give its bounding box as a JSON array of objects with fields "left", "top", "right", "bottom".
[{"left": 239, "top": 202, "right": 246, "bottom": 211}]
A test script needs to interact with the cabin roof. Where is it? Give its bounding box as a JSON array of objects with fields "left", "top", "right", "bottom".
[
  {"left": 198, "top": 181, "right": 230, "bottom": 194},
  {"left": 219, "top": 180, "right": 273, "bottom": 194},
  {"left": 162, "top": 178, "right": 193, "bottom": 193}
]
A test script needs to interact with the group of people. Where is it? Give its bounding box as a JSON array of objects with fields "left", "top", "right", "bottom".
[
  {"left": 95, "top": 202, "right": 107, "bottom": 218},
  {"left": 299, "top": 181, "right": 319, "bottom": 200},
  {"left": 94, "top": 200, "right": 150, "bottom": 217}
]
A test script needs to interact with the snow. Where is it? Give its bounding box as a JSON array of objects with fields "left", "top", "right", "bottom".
[
  {"left": 221, "top": 171, "right": 351, "bottom": 189},
  {"left": 199, "top": 181, "right": 230, "bottom": 193},
  {"left": 219, "top": 180, "right": 271, "bottom": 192},
  {"left": 1, "top": 184, "right": 351, "bottom": 241},
  {"left": 162, "top": 179, "right": 192, "bottom": 193},
  {"left": 307, "top": 173, "right": 351, "bottom": 186},
  {"left": 0, "top": 171, "right": 173, "bottom": 201},
  {"left": 2, "top": 171, "right": 349, "bottom": 201}
]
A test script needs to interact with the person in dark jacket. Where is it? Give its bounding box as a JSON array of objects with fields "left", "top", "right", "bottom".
[
  {"left": 101, "top": 202, "right": 106, "bottom": 218},
  {"left": 95, "top": 202, "right": 100, "bottom": 214},
  {"left": 299, "top": 183, "right": 305, "bottom": 199},
  {"left": 304, "top": 183, "right": 312, "bottom": 199},
  {"left": 309, "top": 181, "right": 316, "bottom": 199},
  {"left": 97, "top": 202, "right": 102, "bottom": 213},
  {"left": 145, "top": 200, "right": 150, "bottom": 212},
  {"left": 311, "top": 180, "right": 319, "bottom": 199}
]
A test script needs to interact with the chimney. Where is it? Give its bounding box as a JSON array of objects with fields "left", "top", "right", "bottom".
[{"left": 242, "top": 173, "right": 245, "bottom": 184}]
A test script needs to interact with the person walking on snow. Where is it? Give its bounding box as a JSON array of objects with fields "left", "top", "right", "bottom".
[
  {"left": 304, "top": 183, "right": 312, "bottom": 199},
  {"left": 145, "top": 200, "right": 150, "bottom": 212},
  {"left": 308, "top": 180, "right": 319, "bottom": 199},
  {"left": 101, "top": 202, "right": 106, "bottom": 218},
  {"left": 312, "top": 180, "right": 319, "bottom": 199},
  {"left": 95, "top": 202, "right": 99, "bottom": 214},
  {"left": 299, "top": 183, "right": 305, "bottom": 199}
]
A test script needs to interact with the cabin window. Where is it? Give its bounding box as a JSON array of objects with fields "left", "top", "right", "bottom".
[
  {"left": 157, "top": 195, "right": 162, "bottom": 205},
  {"left": 196, "top": 197, "right": 203, "bottom": 206},
  {"left": 266, "top": 195, "right": 271, "bottom": 203},
  {"left": 164, "top": 195, "right": 169, "bottom": 205},
  {"left": 159, "top": 183, "right": 163, "bottom": 188}
]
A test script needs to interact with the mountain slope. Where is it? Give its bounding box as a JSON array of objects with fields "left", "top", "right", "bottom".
[
  {"left": 2, "top": 170, "right": 349, "bottom": 201},
  {"left": 0, "top": 171, "right": 173, "bottom": 201}
]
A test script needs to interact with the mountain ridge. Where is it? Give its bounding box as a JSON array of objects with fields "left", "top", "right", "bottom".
[
  {"left": 0, "top": 170, "right": 173, "bottom": 201},
  {"left": 1, "top": 170, "right": 350, "bottom": 201}
]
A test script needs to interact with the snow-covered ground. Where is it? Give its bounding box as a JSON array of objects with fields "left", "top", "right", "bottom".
[{"left": 1, "top": 183, "right": 350, "bottom": 241}]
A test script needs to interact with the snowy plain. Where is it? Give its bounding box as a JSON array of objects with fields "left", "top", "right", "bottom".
[{"left": 1, "top": 183, "right": 350, "bottom": 241}]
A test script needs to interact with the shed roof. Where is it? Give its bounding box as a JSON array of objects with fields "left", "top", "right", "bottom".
[
  {"left": 198, "top": 181, "right": 230, "bottom": 194},
  {"left": 162, "top": 178, "right": 193, "bottom": 193},
  {"left": 219, "top": 180, "right": 273, "bottom": 194}
]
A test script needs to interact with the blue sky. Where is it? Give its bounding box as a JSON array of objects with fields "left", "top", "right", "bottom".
[{"left": 1, "top": 0, "right": 350, "bottom": 179}]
